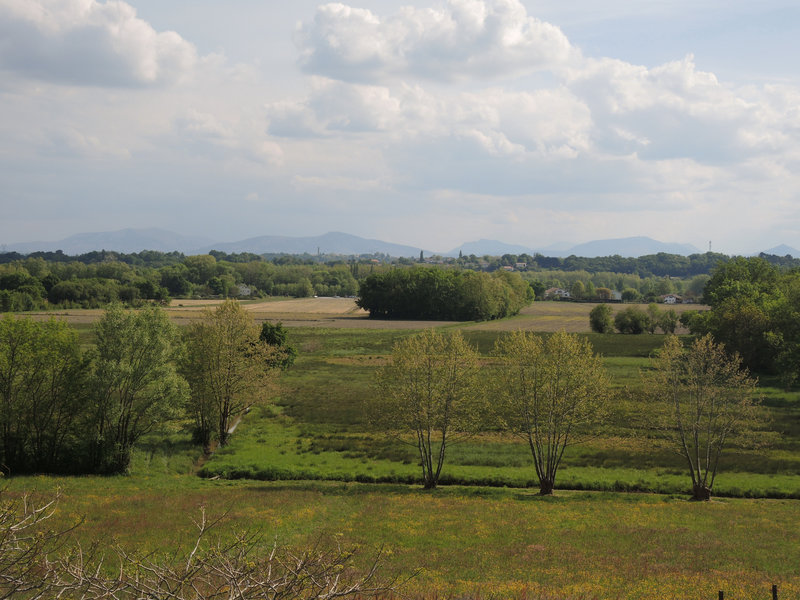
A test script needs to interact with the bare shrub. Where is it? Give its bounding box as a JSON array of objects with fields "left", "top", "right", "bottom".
[{"left": 1, "top": 492, "right": 400, "bottom": 599}]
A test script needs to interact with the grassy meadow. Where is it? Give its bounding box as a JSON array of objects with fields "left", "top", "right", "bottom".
[
  {"left": 6, "top": 298, "right": 800, "bottom": 598},
  {"left": 200, "top": 325, "right": 800, "bottom": 500}
]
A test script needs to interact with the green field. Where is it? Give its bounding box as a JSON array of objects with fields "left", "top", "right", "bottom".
[
  {"left": 198, "top": 327, "right": 800, "bottom": 500},
  {"left": 6, "top": 304, "right": 800, "bottom": 598}
]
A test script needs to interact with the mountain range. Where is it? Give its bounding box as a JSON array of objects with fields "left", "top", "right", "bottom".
[
  {"left": 195, "top": 232, "right": 423, "bottom": 257},
  {"left": 2, "top": 228, "right": 214, "bottom": 255},
  {"left": 2, "top": 228, "right": 797, "bottom": 259}
]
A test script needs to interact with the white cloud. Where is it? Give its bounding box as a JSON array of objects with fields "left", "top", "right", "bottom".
[
  {"left": 295, "top": 0, "right": 578, "bottom": 82},
  {"left": 0, "top": 0, "right": 197, "bottom": 86},
  {"left": 2, "top": 2, "right": 800, "bottom": 254},
  {"left": 563, "top": 55, "right": 800, "bottom": 164}
]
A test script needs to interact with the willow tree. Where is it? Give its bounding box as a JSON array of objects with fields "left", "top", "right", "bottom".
[
  {"left": 375, "top": 330, "right": 483, "bottom": 489},
  {"left": 182, "top": 300, "right": 280, "bottom": 448},
  {"left": 645, "top": 334, "right": 761, "bottom": 500},
  {"left": 493, "top": 330, "right": 610, "bottom": 495}
]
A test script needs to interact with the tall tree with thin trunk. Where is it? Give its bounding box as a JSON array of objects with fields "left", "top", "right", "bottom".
[
  {"left": 91, "top": 304, "right": 187, "bottom": 473},
  {"left": 374, "top": 329, "right": 483, "bottom": 489},
  {"left": 493, "top": 330, "right": 610, "bottom": 495},
  {"left": 644, "top": 334, "right": 761, "bottom": 500},
  {"left": 182, "top": 300, "right": 279, "bottom": 448}
]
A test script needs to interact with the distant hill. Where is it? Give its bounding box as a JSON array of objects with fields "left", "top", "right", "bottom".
[
  {"left": 2, "top": 229, "right": 424, "bottom": 257},
  {"left": 564, "top": 237, "right": 701, "bottom": 258},
  {"left": 2, "top": 228, "right": 214, "bottom": 254},
  {"left": 448, "top": 236, "right": 701, "bottom": 258},
  {"left": 535, "top": 241, "right": 574, "bottom": 256},
  {"left": 3, "top": 228, "right": 706, "bottom": 259},
  {"left": 762, "top": 244, "right": 800, "bottom": 258},
  {"left": 200, "top": 231, "right": 424, "bottom": 257},
  {"left": 447, "top": 239, "right": 534, "bottom": 257}
]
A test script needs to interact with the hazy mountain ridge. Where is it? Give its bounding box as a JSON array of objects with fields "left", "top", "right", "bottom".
[
  {"left": 2, "top": 228, "right": 214, "bottom": 255},
  {"left": 3, "top": 228, "right": 795, "bottom": 258},
  {"left": 197, "top": 231, "right": 425, "bottom": 257},
  {"left": 447, "top": 236, "right": 701, "bottom": 258},
  {"left": 564, "top": 237, "right": 701, "bottom": 258},
  {"left": 763, "top": 244, "right": 800, "bottom": 257}
]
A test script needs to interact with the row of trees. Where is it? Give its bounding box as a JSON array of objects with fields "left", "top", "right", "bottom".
[
  {"left": 523, "top": 270, "right": 709, "bottom": 302},
  {"left": 0, "top": 307, "right": 185, "bottom": 474},
  {"left": 357, "top": 268, "right": 532, "bottom": 320},
  {"left": 376, "top": 330, "right": 760, "bottom": 500},
  {"left": 0, "top": 302, "right": 289, "bottom": 474},
  {"left": 407, "top": 250, "right": 739, "bottom": 278},
  {"left": 0, "top": 254, "right": 362, "bottom": 312},
  {"left": 589, "top": 303, "right": 679, "bottom": 334}
]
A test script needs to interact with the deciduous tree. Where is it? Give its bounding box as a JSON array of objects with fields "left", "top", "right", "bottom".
[
  {"left": 589, "top": 303, "right": 614, "bottom": 333},
  {"left": 643, "top": 334, "right": 761, "bottom": 500},
  {"left": 614, "top": 305, "right": 650, "bottom": 334},
  {"left": 90, "top": 304, "right": 188, "bottom": 472},
  {"left": 182, "top": 300, "right": 280, "bottom": 448},
  {"left": 374, "top": 330, "right": 483, "bottom": 489},
  {"left": 259, "top": 321, "right": 297, "bottom": 370},
  {"left": 0, "top": 316, "right": 87, "bottom": 473},
  {"left": 493, "top": 330, "right": 610, "bottom": 495}
]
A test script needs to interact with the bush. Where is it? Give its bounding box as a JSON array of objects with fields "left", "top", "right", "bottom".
[
  {"left": 614, "top": 306, "right": 651, "bottom": 334},
  {"left": 589, "top": 303, "right": 614, "bottom": 333}
]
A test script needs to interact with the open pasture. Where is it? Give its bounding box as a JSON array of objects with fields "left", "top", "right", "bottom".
[
  {"left": 6, "top": 473, "right": 800, "bottom": 600},
  {"left": 7, "top": 299, "right": 799, "bottom": 599},
  {"left": 198, "top": 325, "right": 800, "bottom": 499}
]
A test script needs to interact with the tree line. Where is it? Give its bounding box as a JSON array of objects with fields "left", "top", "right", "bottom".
[
  {"left": 425, "top": 250, "right": 799, "bottom": 278},
  {"left": 0, "top": 254, "right": 362, "bottom": 311},
  {"left": 0, "top": 302, "right": 291, "bottom": 474},
  {"left": 376, "top": 329, "right": 761, "bottom": 501},
  {"left": 5, "top": 246, "right": 796, "bottom": 315},
  {"left": 589, "top": 303, "right": 679, "bottom": 334}
]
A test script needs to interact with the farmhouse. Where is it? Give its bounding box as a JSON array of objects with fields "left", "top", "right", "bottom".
[{"left": 545, "top": 287, "right": 571, "bottom": 299}]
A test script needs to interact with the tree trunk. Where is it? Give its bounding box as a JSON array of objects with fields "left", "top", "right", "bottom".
[
  {"left": 538, "top": 478, "right": 554, "bottom": 495},
  {"left": 691, "top": 483, "right": 712, "bottom": 501}
]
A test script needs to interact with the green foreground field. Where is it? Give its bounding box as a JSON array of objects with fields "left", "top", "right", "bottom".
[
  {"left": 6, "top": 302, "right": 800, "bottom": 598},
  {"left": 7, "top": 475, "right": 800, "bottom": 599}
]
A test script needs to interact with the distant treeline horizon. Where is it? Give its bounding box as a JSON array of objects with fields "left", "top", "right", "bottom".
[
  {"left": 1, "top": 247, "right": 799, "bottom": 313},
  {"left": 2, "top": 247, "right": 799, "bottom": 275}
]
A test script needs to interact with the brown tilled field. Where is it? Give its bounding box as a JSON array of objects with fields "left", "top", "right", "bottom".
[
  {"left": 22, "top": 298, "right": 705, "bottom": 332},
  {"left": 165, "top": 297, "right": 453, "bottom": 328}
]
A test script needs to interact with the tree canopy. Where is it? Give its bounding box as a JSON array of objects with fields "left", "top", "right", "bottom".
[
  {"left": 684, "top": 256, "right": 800, "bottom": 384},
  {"left": 181, "top": 300, "right": 280, "bottom": 448},
  {"left": 643, "top": 335, "right": 761, "bottom": 500},
  {"left": 492, "top": 330, "right": 610, "bottom": 495},
  {"left": 374, "top": 330, "right": 483, "bottom": 489},
  {"left": 357, "top": 267, "right": 532, "bottom": 320}
]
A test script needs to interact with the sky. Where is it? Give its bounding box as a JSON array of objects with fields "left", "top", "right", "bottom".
[{"left": 1, "top": 0, "right": 799, "bottom": 254}]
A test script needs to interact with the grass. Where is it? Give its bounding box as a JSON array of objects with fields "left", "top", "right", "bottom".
[
  {"left": 6, "top": 473, "right": 800, "bottom": 599},
  {"left": 198, "top": 325, "right": 800, "bottom": 499},
  {"left": 6, "top": 302, "right": 800, "bottom": 598}
]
